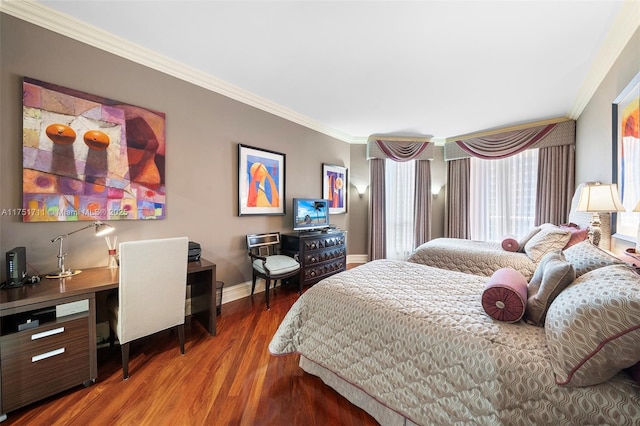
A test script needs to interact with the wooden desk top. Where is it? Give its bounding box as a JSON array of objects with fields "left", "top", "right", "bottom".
[{"left": 1, "top": 259, "right": 215, "bottom": 313}]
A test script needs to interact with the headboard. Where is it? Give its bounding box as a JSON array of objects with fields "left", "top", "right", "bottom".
[{"left": 568, "top": 182, "right": 612, "bottom": 251}]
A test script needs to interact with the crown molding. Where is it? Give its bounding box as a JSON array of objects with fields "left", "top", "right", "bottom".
[
  {"left": 0, "top": 0, "right": 360, "bottom": 144},
  {"left": 567, "top": 0, "right": 640, "bottom": 119}
]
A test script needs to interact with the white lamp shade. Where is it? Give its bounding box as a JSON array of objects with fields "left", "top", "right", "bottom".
[{"left": 576, "top": 183, "right": 625, "bottom": 212}]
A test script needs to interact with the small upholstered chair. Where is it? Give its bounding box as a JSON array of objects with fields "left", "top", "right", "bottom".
[
  {"left": 247, "top": 232, "right": 300, "bottom": 309},
  {"left": 108, "top": 237, "right": 189, "bottom": 379}
]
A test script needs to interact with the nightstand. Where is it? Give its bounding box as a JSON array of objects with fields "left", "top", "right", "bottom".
[{"left": 617, "top": 248, "right": 640, "bottom": 274}]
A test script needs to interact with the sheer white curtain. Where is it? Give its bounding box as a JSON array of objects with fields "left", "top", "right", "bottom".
[
  {"left": 385, "top": 159, "right": 415, "bottom": 260},
  {"left": 470, "top": 149, "right": 539, "bottom": 241}
]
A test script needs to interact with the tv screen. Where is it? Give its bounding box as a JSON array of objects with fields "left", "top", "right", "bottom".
[{"left": 293, "top": 198, "right": 330, "bottom": 231}]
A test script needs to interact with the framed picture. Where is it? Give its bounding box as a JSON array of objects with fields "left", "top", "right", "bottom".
[
  {"left": 612, "top": 70, "right": 640, "bottom": 241},
  {"left": 322, "top": 163, "right": 347, "bottom": 214},
  {"left": 238, "top": 144, "right": 285, "bottom": 216},
  {"left": 22, "top": 77, "right": 166, "bottom": 222}
]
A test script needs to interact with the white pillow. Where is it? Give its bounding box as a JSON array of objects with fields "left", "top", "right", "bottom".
[{"left": 524, "top": 227, "right": 571, "bottom": 263}]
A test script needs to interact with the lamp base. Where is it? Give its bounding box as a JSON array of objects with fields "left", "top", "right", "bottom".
[{"left": 45, "top": 269, "right": 82, "bottom": 279}]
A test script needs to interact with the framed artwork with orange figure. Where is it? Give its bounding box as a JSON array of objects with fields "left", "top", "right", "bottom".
[
  {"left": 238, "top": 144, "right": 285, "bottom": 216},
  {"left": 612, "top": 71, "right": 640, "bottom": 241},
  {"left": 22, "top": 77, "right": 166, "bottom": 222},
  {"left": 322, "top": 163, "right": 347, "bottom": 214}
]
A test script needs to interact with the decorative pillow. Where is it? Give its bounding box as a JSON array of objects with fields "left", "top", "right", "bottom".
[
  {"left": 524, "top": 227, "right": 571, "bottom": 263},
  {"left": 481, "top": 268, "right": 528, "bottom": 323},
  {"left": 545, "top": 264, "right": 640, "bottom": 387},
  {"left": 524, "top": 251, "right": 575, "bottom": 326},
  {"left": 563, "top": 240, "right": 623, "bottom": 277},
  {"left": 517, "top": 226, "right": 541, "bottom": 252},
  {"left": 501, "top": 237, "right": 519, "bottom": 252},
  {"left": 559, "top": 225, "right": 588, "bottom": 249}
]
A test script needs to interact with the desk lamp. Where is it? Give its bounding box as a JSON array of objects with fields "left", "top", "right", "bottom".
[
  {"left": 576, "top": 183, "right": 625, "bottom": 246},
  {"left": 47, "top": 221, "right": 115, "bottom": 278}
]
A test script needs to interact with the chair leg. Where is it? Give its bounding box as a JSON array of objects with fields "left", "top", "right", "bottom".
[
  {"left": 177, "top": 324, "right": 185, "bottom": 355},
  {"left": 251, "top": 273, "right": 257, "bottom": 295},
  {"left": 121, "top": 342, "right": 130, "bottom": 380},
  {"left": 265, "top": 278, "right": 271, "bottom": 310}
]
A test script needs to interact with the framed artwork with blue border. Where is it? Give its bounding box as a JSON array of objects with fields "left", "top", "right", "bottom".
[
  {"left": 238, "top": 144, "right": 285, "bottom": 216},
  {"left": 322, "top": 163, "right": 347, "bottom": 214}
]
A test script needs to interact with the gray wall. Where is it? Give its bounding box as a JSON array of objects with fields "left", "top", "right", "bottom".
[
  {"left": 0, "top": 15, "right": 357, "bottom": 287},
  {"left": 576, "top": 26, "right": 640, "bottom": 252}
]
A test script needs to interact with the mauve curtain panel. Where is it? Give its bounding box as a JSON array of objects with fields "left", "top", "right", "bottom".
[
  {"left": 368, "top": 159, "right": 386, "bottom": 260},
  {"left": 535, "top": 144, "right": 576, "bottom": 225},
  {"left": 414, "top": 160, "right": 432, "bottom": 247},
  {"left": 445, "top": 158, "right": 471, "bottom": 239}
]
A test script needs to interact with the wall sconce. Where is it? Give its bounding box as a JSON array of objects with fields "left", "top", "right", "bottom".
[
  {"left": 432, "top": 185, "right": 444, "bottom": 199},
  {"left": 353, "top": 183, "right": 369, "bottom": 199},
  {"left": 46, "top": 221, "right": 115, "bottom": 278}
]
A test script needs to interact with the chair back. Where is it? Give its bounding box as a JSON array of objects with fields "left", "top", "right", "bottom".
[
  {"left": 117, "top": 237, "right": 189, "bottom": 345},
  {"left": 246, "top": 232, "right": 281, "bottom": 258}
]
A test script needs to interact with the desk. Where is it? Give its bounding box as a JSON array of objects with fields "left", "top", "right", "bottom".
[{"left": 0, "top": 259, "right": 216, "bottom": 419}]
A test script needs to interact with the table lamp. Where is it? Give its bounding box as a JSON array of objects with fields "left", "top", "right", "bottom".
[
  {"left": 47, "top": 221, "right": 115, "bottom": 278},
  {"left": 576, "top": 183, "right": 625, "bottom": 246}
]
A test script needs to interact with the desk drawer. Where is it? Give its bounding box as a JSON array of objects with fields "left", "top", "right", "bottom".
[{"left": 1, "top": 317, "right": 90, "bottom": 412}]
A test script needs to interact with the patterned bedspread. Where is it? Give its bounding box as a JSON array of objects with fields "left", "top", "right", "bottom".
[
  {"left": 269, "top": 260, "right": 640, "bottom": 425},
  {"left": 408, "top": 238, "right": 537, "bottom": 279}
]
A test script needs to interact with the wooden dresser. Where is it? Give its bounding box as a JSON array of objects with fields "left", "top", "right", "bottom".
[{"left": 281, "top": 230, "right": 347, "bottom": 288}]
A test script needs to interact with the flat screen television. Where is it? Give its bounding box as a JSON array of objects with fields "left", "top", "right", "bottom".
[{"left": 293, "top": 198, "right": 330, "bottom": 231}]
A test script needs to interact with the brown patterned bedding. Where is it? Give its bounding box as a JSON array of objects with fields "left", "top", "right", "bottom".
[
  {"left": 408, "top": 238, "right": 538, "bottom": 279},
  {"left": 269, "top": 260, "right": 640, "bottom": 425}
]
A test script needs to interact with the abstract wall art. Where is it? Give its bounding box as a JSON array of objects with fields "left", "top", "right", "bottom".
[
  {"left": 322, "top": 163, "right": 347, "bottom": 214},
  {"left": 22, "top": 78, "right": 166, "bottom": 222},
  {"left": 612, "top": 71, "right": 640, "bottom": 240},
  {"left": 238, "top": 144, "right": 285, "bottom": 216}
]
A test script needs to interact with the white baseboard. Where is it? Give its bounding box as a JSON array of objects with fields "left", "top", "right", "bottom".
[{"left": 347, "top": 254, "right": 368, "bottom": 264}]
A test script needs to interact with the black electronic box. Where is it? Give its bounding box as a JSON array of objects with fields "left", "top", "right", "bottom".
[
  {"left": 188, "top": 241, "right": 201, "bottom": 262},
  {"left": 6, "top": 246, "right": 28, "bottom": 287}
]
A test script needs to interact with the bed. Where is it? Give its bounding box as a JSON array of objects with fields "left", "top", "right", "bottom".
[
  {"left": 269, "top": 257, "right": 640, "bottom": 425},
  {"left": 407, "top": 183, "right": 608, "bottom": 279}
]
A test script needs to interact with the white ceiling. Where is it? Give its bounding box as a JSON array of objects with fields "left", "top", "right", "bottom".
[{"left": 4, "top": 1, "right": 639, "bottom": 143}]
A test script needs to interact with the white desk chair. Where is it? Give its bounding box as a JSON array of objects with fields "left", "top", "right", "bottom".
[{"left": 108, "top": 237, "right": 189, "bottom": 379}]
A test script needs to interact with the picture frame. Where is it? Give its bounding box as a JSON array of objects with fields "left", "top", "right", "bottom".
[
  {"left": 612, "top": 70, "right": 640, "bottom": 242},
  {"left": 322, "top": 163, "right": 348, "bottom": 214},
  {"left": 22, "top": 77, "right": 167, "bottom": 222},
  {"left": 238, "top": 144, "right": 286, "bottom": 216}
]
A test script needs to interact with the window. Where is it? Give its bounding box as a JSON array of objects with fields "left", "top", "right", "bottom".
[
  {"left": 470, "top": 149, "right": 538, "bottom": 241},
  {"left": 385, "top": 159, "right": 415, "bottom": 260}
]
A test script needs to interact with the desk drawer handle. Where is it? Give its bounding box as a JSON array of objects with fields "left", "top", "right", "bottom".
[
  {"left": 32, "top": 347, "right": 65, "bottom": 363},
  {"left": 31, "top": 327, "right": 65, "bottom": 340}
]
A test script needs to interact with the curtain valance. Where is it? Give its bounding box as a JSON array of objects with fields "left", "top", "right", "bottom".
[
  {"left": 367, "top": 137, "right": 434, "bottom": 161},
  {"left": 444, "top": 118, "right": 575, "bottom": 161}
]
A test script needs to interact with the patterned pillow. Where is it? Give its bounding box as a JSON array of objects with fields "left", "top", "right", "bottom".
[
  {"left": 524, "top": 251, "right": 575, "bottom": 326},
  {"left": 481, "top": 268, "right": 528, "bottom": 323},
  {"left": 517, "top": 226, "right": 541, "bottom": 252},
  {"left": 524, "top": 227, "right": 571, "bottom": 263},
  {"left": 559, "top": 225, "right": 588, "bottom": 249},
  {"left": 545, "top": 264, "right": 640, "bottom": 387},
  {"left": 563, "top": 240, "right": 622, "bottom": 277}
]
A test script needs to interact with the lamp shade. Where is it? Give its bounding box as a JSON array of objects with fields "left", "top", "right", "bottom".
[
  {"left": 576, "top": 183, "right": 625, "bottom": 213},
  {"left": 633, "top": 200, "right": 640, "bottom": 212}
]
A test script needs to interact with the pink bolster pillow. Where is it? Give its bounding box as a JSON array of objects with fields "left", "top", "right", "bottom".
[
  {"left": 501, "top": 238, "right": 519, "bottom": 252},
  {"left": 481, "top": 268, "right": 528, "bottom": 323}
]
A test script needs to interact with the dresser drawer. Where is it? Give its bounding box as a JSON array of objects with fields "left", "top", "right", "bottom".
[{"left": 1, "top": 317, "right": 90, "bottom": 412}]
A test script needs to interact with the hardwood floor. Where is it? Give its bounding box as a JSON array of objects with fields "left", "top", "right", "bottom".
[{"left": 3, "top": 279, "right": 378, "bottom": 425}]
